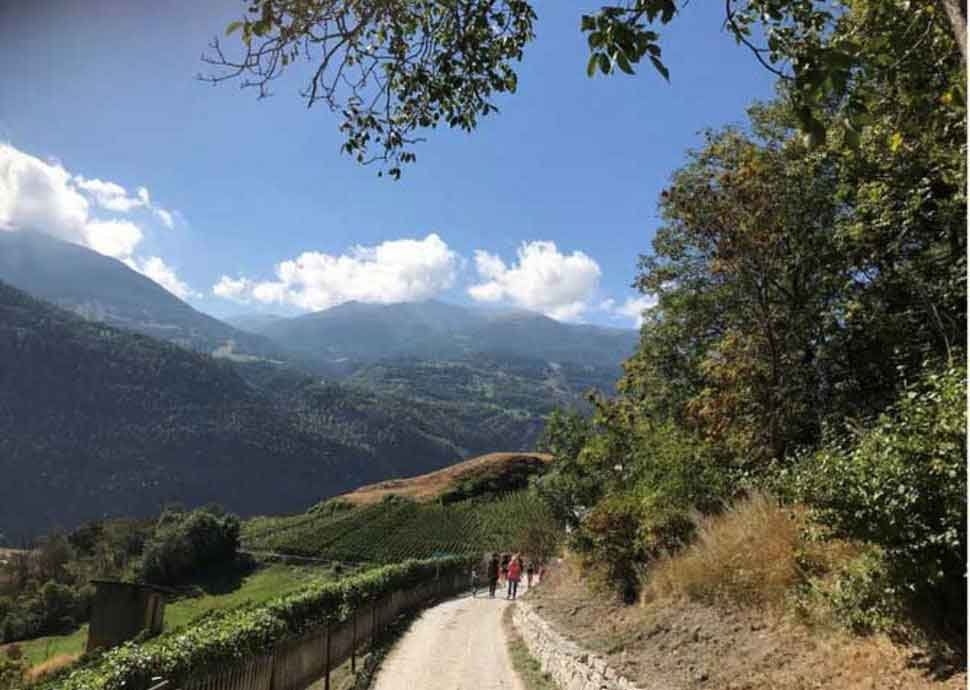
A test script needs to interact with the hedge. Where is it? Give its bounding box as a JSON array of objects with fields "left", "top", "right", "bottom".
[{"left": 44, "top": 556, "right": 472, "bottom": 690}]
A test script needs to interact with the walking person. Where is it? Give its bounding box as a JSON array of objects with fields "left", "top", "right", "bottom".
[
  {"left": 500, "top": 553, "right": 510, "bottom": 585},
  {"left": 470, "top": 563, "right": 479, "bottom": 598},
  {"left": 487, "top": 553, "right": 500, "bottom": 598},
  {"left": 526, "top": 559, "right": 535, "bottom": 588},
  {"left": 507, "top": 553, "right": 522, "bottom": 600}
]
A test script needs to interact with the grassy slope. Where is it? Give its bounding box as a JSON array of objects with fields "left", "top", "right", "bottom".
[
  {"left": 339, "top": 452, "right": 551, "bottom": 505},
  {"left": 16, "top": 564, "right": 327, "bottom": 668},
  {"left": 242, "top": 452, "right": 556, "bottom": 563},
  {"left": 527, "top": 496, "right": 966, "bottom": 690}
]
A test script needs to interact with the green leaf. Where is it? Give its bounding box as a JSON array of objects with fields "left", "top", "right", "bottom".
[
  {"left": 649, "top": 56, "right": 670, "bottom": 81},
  {"left": 225, "top": 20, "right": 244, "bottom": 36},
  {"left": 616, "top": 52, "right": 635, "bottom": 75},
  {"left": 586, "top": 54, "right": 599, "bottom": 78},
  {"left": 598, "top": 53, "right": 612, "bottom": 75}
]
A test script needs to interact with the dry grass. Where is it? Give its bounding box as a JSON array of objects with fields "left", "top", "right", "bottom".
[
  {"left": 530, "top": 555, "right": 966, "bottom": 690},
  {"left": 24, "top": 653, "right": 81, "bottom": 682},
  {"left": 646, "top": 492, "right": 858, "bottom": 610},
  {"left": 341, "top": 452, "right": 551, "bottom": 505}
]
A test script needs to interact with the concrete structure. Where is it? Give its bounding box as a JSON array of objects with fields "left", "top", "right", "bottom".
[{"left": 86, "top": 580, "right": 169, "bottom": 652}]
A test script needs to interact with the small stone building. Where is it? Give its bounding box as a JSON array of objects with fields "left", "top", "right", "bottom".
[{"left": 86, "top": 580, "right": 170, "bottom": 652}]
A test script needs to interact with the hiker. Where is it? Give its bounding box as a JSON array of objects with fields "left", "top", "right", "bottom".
[
  {"left": 470, "top": 563, "right": 479, "bottom": 597},
  {"left": 500, "top": 553, "right": 510, "bottom": 584},
  {"left": 507, "top": 553, "right": 522, "bottom": 600},
  {"left": 487, "top": 553, "right": 500, "bottom": 598},
  {"left": 525, "top": 559, "right": 535, "bottom": 588}
]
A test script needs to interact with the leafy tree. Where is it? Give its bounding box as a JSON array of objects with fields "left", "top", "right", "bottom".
[
  {"left": 203, "top": 0, "right": 536, "bottom": 178},
  {"left": 791, "top": 364, "right": 966, "bottom": 631},
  {"left": 208, "top": 0, "right": 965, "bottom": 174},
  {"left": 138, "top": 507, "right": 241, "bottom": 586}
]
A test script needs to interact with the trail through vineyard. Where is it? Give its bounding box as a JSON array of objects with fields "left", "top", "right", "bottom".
[{"left": 371, "top": 587, "right": 526, "bottom": 690}]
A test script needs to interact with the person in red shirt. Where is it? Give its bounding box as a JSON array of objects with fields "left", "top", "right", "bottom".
[{"left": 506, "top": 553, "right": 523, "bottom": 599}]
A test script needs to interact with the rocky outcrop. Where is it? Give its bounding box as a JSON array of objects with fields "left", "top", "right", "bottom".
[{"left": 512, "top": 601, "right": 648, "bottom": 690}]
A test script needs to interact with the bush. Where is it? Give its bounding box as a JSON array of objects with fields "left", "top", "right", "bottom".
[
  {"left": 790, "top": 363, "right": 966, "bottom": 630},
  {"left": 139, "top": 507, "right": 241, "bottom": 586}
]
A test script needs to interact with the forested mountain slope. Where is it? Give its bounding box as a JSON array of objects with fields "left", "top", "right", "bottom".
[
  {"left": 0, "top": 282, "right": 467, "bottom": 539},
  {"left": 0, "top": 230, "right": 283, "bottom": 359}
]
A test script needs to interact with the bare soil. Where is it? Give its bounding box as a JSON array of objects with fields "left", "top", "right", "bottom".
[
  {"left": 525, "top": 559, "right": 966, "bottom": 690},
  {"left": 341, "top": 452, "right": 551, "bottom": 505}
]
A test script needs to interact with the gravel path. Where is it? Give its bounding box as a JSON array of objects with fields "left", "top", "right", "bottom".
[{"left": 371, "top": 586, "right": 526, "bottom": 690}]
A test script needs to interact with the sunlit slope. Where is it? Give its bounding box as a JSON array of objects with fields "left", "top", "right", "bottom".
[{"left": 242, "top": 452, "right": 556, "bottom": 562}]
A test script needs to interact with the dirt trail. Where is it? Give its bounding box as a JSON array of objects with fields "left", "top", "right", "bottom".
[{"left": 371, "top": 587, "right": 526, "bottom": 690}]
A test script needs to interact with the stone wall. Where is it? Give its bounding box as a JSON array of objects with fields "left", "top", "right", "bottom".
[{"left": 512, "top": 601, "right": 646, "bottom": 690}]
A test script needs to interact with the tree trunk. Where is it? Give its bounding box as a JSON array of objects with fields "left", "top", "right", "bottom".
[{"left": 939, "top": 0, "right": 967, "bottom": 64}]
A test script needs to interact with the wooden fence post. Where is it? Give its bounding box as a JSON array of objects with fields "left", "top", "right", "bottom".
[
  {"left": 324, "top": 620, "right": 331, "bottom": 690},
  {"left": 351, "top": 610, "right": 357, "bottom": 673},
  {"left": 371, "top": 599, "right": 377, "bottom": 649},
  {"left": 268, "top": 648, "right": 277, "bottom": 690}
]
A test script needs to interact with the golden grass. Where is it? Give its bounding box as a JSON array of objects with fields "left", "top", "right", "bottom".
[
  {"left": 341, "top": 452, "right": 552, "bottom": 505},
  {"left": 24, "top": 653, "right": 81, "bottom": 682},
  {"left": 646, "top": 492, "right": 855, "bottom": 609}
]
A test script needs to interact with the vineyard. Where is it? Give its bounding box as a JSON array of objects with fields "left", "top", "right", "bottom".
[{"left": 242, "top": 491, "right": 559, "bottom": 564}]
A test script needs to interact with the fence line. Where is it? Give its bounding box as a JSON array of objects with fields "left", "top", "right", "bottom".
[{"left": 165, "top": 571, "right": 465, "bottom": 690}]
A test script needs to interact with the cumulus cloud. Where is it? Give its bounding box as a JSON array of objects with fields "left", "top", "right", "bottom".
[
  {"left": 467, "top": 241, "right": 601, "bottom": 321},
  {"left": 125, "top": 256, "right": 199, "bottom": 300},
  {"left": 73, "top": 175, "right": 177, "bottom": 227},
  {"left": 212, "top": 233, "right": 461, "bottom": 311},
  {"left": 0, "top": 142, "right": 194, "bottom": 299},
  {"left": 602, "top": 294, "right": 657, "bottom": 327},
  {"left": 213, "top": 275, "right": 252, "bottom": 301}
]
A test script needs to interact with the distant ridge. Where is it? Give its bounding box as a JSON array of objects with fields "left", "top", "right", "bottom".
[
  {"left": 252, "top": 299, "right": 638, "bottom": 367},
  {"left": 0, "top": 230, "right": 283, "bottom": 359}
]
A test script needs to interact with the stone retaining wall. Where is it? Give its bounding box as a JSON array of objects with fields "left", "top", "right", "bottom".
[{"left": 512, "top": 601, "right": 645, "bottom": 690}]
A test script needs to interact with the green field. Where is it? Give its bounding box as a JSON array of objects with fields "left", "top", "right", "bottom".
[
  {"left": 17, "top": 563, "right": 331, "bottom": 668},
  {"left": 243, "top": 492, "right": 559, "bottom": 563}
]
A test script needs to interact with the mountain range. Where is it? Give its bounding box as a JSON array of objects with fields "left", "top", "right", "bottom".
[
  {"left": 0, "top": 230, "right": 638, "bottom": 539},
  {"left": 0, "top": 279, "right": 482, "bottom": 539},
  {"left": 233, "top": 298, "right": 637, "bottom": 370},
  {"left": 0, "top": 231, "right": 283, "bottom": 361}
]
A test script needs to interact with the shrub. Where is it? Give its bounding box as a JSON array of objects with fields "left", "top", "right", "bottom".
[
  {"left": 790, "top": 363, "right": 966, "bottom": 631},
  {"left": 139, "top": 507, "right": 241, "bottom": 585}
]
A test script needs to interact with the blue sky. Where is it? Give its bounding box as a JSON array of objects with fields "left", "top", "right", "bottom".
[{"left": 0, "top": 0, "right": 775, "bottom": 327}]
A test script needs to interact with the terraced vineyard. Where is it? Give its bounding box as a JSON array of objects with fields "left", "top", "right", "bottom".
[{"left": 242, "top": 492, "right": 558, "bottom": 563}]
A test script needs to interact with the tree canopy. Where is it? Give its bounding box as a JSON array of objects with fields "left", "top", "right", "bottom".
[{"left": 205, "top": 0, "right": 966, "bottom": 175}]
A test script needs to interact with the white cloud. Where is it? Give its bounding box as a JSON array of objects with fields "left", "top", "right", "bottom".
[
  {"left": 74, "top": 176, "right": 144, "bottom": 212},
  {"left": 73, "top": 175, "right": 177, "bottom": 228},
  {"left": 213, "top": 275, "right": 253, "bottom": 302},
  {"left": 83, "top": 219, "right": 144, "bottom": 259},
  {"left": 213, "top": 233, "right": 461, "bottom": 311},
  {"left": 154, "top": 208, "right": 174, "bottom": 229},
  {"left": 467, "top": 241, "right": 601, "bottom": 321},
  {"left": 603, "top": 294, "right": 657, "bottom": 327},
  {"left": 0, "top": 142, "right": 194, "bottom": 299},
  {"left": 126, "top": 256, "right": 199, "bottom": 300},
  {"left": 0, "top": 143, "right": 89, "bottom": 238}
]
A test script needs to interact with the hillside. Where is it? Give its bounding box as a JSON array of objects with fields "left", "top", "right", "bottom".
[
  {"left": 339, "top": 452, "right": 551, "bottom": 505},
  {"left": 251, "top": 299, "right": 638, "bottom": 369},
  {"left": 0, "top": 281, "right": 470, "bottom": 540},
  {"left": 242, "top": 452, "right": 558, "bottom": 562},
  {"left": 0, "top": 231, "right": 284, "bottom": 360}
]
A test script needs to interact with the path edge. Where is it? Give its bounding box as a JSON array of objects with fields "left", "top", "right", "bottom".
[{"left": 512, "top": 601, "right": 650, "bottom": 690}]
